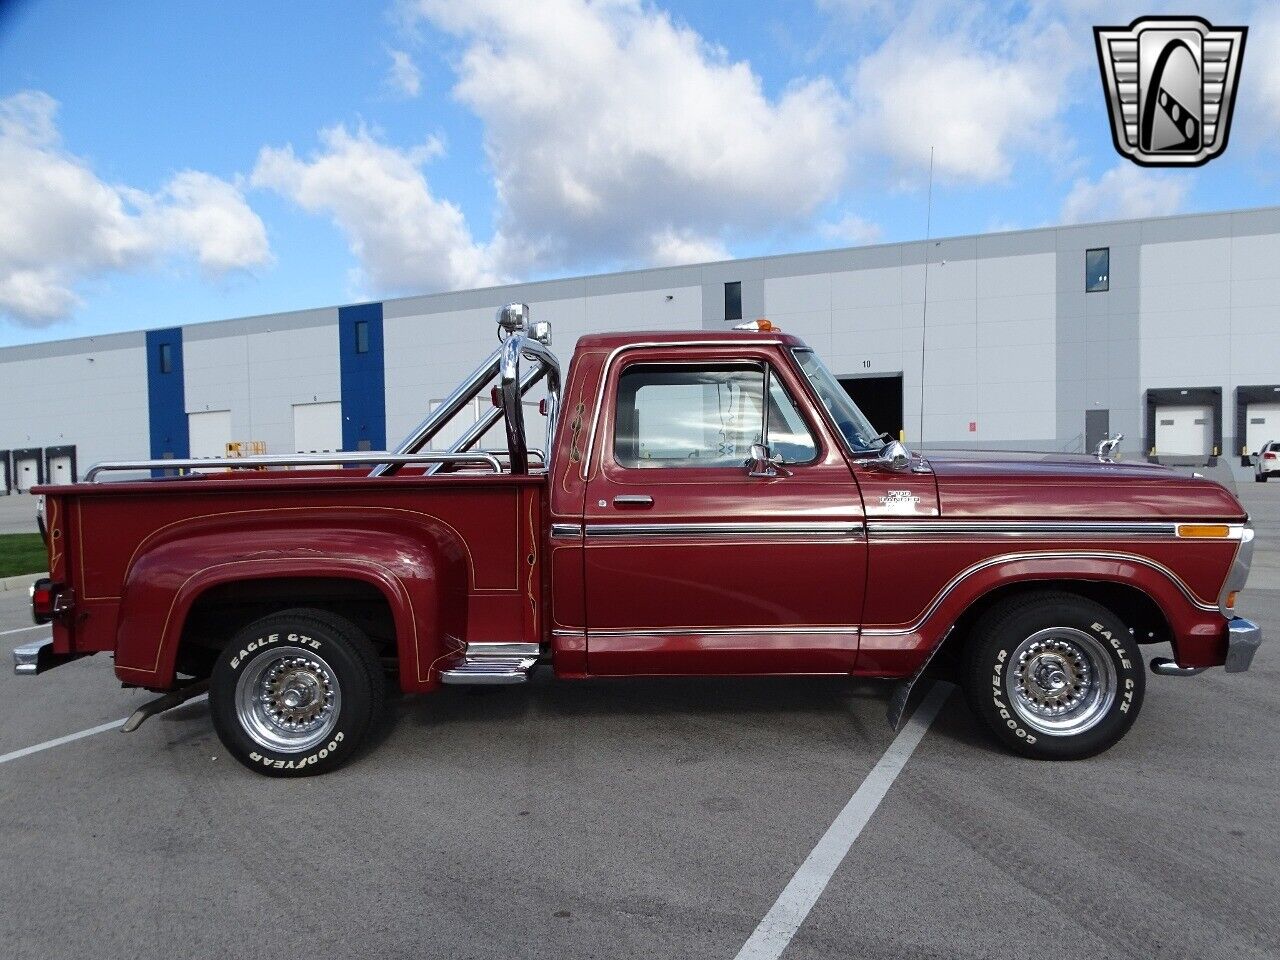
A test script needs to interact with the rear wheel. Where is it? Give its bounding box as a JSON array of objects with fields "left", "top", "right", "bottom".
[
  {"left": 210, "top": 608, "right": 385, "bottom": 776},
  {"left": 963, "top": 592, "right": 1145, "bottom": 760}
]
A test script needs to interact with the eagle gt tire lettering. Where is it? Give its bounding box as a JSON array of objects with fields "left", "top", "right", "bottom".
[
  {"left": 964, "top": 592, "right": 1145, "bottom": 760},
  {"left": 210, "top": 608, "right": 384, "bottom": 777}
]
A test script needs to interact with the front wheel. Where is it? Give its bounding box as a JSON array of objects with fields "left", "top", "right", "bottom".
[
  {"left": 963, "top": 592, "right": 1145, "bottom": 760},
  {"left": 210, "top": 609, "right": 385, "bottom": 776}
]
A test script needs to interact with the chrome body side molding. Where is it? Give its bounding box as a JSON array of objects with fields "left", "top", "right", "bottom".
[
  {"left": 865, "top": 520, "right": 1245, "bottom": 540},
  {"left": 584, "top": 521, "right": 865, "bottom": 539}
]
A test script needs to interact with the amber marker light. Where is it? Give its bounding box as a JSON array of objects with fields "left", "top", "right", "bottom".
[
  {"left": 1176, "top": 523, "right": 1231, "bottom": 538},
  {"left": 1226, "top": 591, "right": 1240, "bottom": 609},
  {"left": 733, "top": 318, "right": 778, "bottom": 332}
]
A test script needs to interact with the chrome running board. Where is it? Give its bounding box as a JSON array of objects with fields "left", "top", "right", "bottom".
[{"left": 440, "top": 642, "right": 540, "bottom": 685}]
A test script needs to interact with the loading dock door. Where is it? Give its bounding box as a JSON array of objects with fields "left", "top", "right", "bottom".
[
  {"left": 189, "top": 411, "right": 233, "bottom": 473},
  {"left": 839, "top": 375, "right": 904, "bottom": 441},
  {"left": 46, "top": 448, "right": 76, "bottom": 484},
  {"left": 1245, "top": 402, "right": 1280, "bottom": 456},
  {"left": 292, "top": 402, "right": 342, "bottom": 454},
  {"left": 1155, "top": 404, "right": 1212, "bottom": 458},
  {"left": 14, "top": 453, "right": 40, "bottom": 492},
  {"left": 0, "top": 451, "right": 9, "bottom": 495}
]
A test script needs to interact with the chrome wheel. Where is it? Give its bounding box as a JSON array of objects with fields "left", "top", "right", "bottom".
[
  {"left": 235, "top": 646, "right": 342, "bottom": 753},
  {"left": 1006, "top": 628, "right": 1116, "bottom": 737}
]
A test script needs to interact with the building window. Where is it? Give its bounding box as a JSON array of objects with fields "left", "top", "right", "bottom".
[
  {"left": 725, "top": 281, "right": 742, "bottom": 321},
  {"left": 1086, "top": 248, "right": 1109, "bottom": 292},
  {"left": 355, "top": 320, "right": 370, "bottom": 354},
  {"left": 158, "top": 342, "right": 173, "bottom": 374}
]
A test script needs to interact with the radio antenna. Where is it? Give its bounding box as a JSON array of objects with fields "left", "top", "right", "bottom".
[{"left": 918, "top": 146, "right": 934, "bottom": 445}]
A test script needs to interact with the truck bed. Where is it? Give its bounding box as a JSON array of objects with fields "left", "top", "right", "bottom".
[{"left": 37, "top": 469, "right": 547, "bottom": 692}]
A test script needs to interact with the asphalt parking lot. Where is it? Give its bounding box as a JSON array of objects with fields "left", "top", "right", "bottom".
[{"left": 1, "top": 486, "right": 1278, "bottom": 960}]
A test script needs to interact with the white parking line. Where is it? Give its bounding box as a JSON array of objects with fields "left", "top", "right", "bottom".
[
  {"left": 0, "top": 718, "right": 125, "bottom": 765},
  {"left": 1, "top": 624, "right": 45, "bottom": 638},
  {"left": 0, "top": 695, "right": 209, "bottom": 766},
  {"left": 733, "top": 681, "right": 953, "bottom": 960}
]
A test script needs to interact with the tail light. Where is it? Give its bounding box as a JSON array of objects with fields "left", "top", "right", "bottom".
[
  {"left": 30, "top": 577, "right": 72, "bottom": 626},
  {"left": 1265, "top": 452, "right": 1277, "bottom": 460},
  {"left": 31, "top": 578, "right": 55, "bottom": 625}
]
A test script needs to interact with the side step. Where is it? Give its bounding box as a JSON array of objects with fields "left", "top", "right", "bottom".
[{"left": 440, "top": 642, "right": 541, "bottom": 685}]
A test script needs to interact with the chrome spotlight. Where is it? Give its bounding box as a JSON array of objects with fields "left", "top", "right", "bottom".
[{"left": 497, "top": 303, "right": 529, "bottom": 340}]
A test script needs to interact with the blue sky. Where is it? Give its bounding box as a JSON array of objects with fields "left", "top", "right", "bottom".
[{"left": 1, "top": 0, "right": 1277, "bottom": 346}]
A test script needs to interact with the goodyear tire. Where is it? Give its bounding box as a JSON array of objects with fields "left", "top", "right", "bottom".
[
  {"left": 210, "top": 609, "right": 384, "bottom": 777},
  {"left": 963, "top": 592, "right": 1145, "bottom": 760}
]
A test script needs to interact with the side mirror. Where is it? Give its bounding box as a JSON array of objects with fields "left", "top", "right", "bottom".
[
  {"left": 747, "top": 443, "right": 778, "bottom": 478},
  {"left": 878, "top": 439, "right": 911, "bottom": 471}
]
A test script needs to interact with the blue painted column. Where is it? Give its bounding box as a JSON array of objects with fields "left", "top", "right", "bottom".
[
  {"left": 145, "top": 327, "right": 188, "bottom": 474},
  {"left": 338, "top": 303, "right": 387, "bottom": 452}
]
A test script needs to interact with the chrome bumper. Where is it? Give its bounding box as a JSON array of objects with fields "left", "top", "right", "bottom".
[
  {"left": 1224, "top": 617, "right": 1262, "bottom": 673},
  {"left": 13, "top": 637, "right": 53, "bottom": 675}
]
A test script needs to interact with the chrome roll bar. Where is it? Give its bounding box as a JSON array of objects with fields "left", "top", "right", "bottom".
[
  {"left": 84, "top": 451, "right": 502, "bottom": 481},
  {"left": 499, "top": 329, "right": 560, "bottom": 475},
  {"left": 374, "top": 303, "right": 561, "bottom": 477}
]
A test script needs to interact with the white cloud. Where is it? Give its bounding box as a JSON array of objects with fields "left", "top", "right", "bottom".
[
  {"left": 0, "top": 91, "right": 270, "bottom": 327},
  {"left": 404, "top": 0, "right": 849, "bottom": 275},
  {"left": 1248, "top": 7, "right": 1280, "bottom": 129},
  {"left": 648, "top": 229, "right": 730, "bottom": 266},
  {"left": 1060, "top": 165, "right": 1189, "bottom": 224},
  {"left": 847, "top": 6, "right": 1079, "bottom": 182},
  {"left": 385, "top": 48, "right": 422, "bottom": 98},
  {"left": 819, "top": 212, "right": 881, "bottom": 245},
  {"left": 251, "top": 124, "right": 499, "bottom": 294}
]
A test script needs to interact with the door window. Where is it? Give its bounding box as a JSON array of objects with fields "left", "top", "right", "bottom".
[{"left": 613, "top": 363, "right": 816, "bottom": 468}]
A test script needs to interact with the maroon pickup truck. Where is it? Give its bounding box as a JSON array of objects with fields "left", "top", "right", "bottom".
[{"left": 16, "top": 304, "right": 1261, "bottom": 776}]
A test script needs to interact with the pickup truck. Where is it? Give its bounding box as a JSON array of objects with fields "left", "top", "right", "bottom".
[{"left": 16, "top": 304, "right": 1262, "bottom": 776}]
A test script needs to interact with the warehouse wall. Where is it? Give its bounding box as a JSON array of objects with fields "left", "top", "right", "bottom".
[
  {"left": 4, "top": 206, "right": 1280, "bottom": 485},
  {"left": 0, "top": 332, "right": 149, "bottom": 476}
]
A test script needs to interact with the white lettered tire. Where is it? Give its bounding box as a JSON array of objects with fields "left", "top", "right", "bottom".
[
  {"left": 210, "top": 609, "right": 384, "bottom": 776},
  {"left": 963, "top": 592, "right": 1145, "bottom": 760}
]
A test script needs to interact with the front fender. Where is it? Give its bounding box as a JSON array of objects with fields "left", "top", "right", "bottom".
[
  {"left": 113, "top": 516, "right": 470, "bottom": 691},
  {"left": 859, "top": 550, "right": 1223, "bottom": 674}
]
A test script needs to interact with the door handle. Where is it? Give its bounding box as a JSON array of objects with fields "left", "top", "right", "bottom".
[{"left": 613, "top": 495, "right": 653, "bottom": 507}]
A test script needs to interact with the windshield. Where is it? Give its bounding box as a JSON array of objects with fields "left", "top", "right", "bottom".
[{"left": 791, "top": 348, "right": 881, "bottom": 453}]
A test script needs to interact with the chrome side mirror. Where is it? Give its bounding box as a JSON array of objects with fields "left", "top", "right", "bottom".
[
  {"left": 877, "top": 439, "right": 911, "bottom": 471},
  {"left": 1095, "top": 433, "right": 1123, "bottom": 461},
  {"left": 747, "top": 443, "right": 778, "bottom": 478}
]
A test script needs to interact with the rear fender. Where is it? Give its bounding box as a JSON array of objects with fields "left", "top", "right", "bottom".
[{"left": 113, "top": 523, "right": 469, "bottom": 691}]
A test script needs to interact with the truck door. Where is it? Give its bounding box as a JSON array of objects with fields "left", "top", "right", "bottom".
[{"left": 582, "top": 346, "right": 866, "bottom": 675}]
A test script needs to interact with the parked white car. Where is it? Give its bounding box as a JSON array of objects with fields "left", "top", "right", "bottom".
[{"left": 1255, "top": 441, "right": 1280, "bottom": 482}]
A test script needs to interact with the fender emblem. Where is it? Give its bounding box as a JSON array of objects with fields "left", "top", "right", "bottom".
[{"left": 879, "top": 489, "right": 922, "bottom": 507}]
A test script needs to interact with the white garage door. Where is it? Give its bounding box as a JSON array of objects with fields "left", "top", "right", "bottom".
[
  {"left": 48, "top": 454, "right": 74, "bottom": 484},
  {"left": 1154, "top": 404, "right": 1212, "bottom": 457},
  {"left": 14, "top": 456, "right": 39, "bottom": 492},
  {"left": 1245, "top": 402, "right": 1280, "bottom": 457},
  {"left": 189, "top": 410, "right": 233, "bottom": 463},
  {"left": 293, "top": 402, "right": 342, "bottom": 454}
]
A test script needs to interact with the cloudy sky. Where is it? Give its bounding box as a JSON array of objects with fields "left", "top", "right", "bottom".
[{"left": 1, "top": 0, "right": 1277, "bottom": 345}]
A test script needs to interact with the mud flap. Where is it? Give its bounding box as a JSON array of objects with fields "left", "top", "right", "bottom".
[{"left": 886, "top": 628, "right": 952, "bottom": 731}]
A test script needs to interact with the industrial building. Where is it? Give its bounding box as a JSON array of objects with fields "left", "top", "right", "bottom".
[{"left": 3, "top": 204, "right": 1280, "bottom": 493}]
